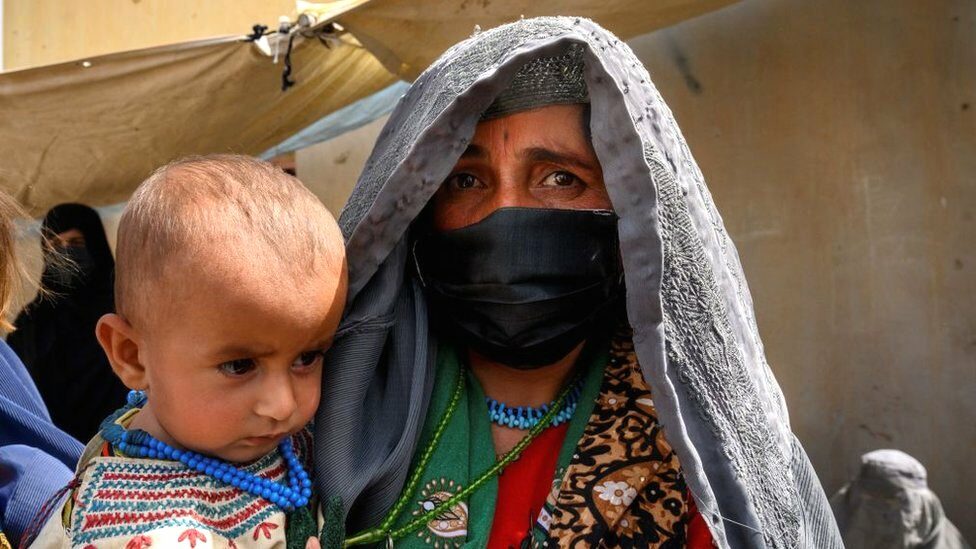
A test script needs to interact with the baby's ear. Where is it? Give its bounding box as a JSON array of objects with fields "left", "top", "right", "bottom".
[{"left": 96, "top": 313, "right": 147, "bottom": 390}]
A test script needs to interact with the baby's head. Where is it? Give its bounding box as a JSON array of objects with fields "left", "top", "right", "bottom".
[{"left": 97, "top": 154, "right": 347, "bottom": 462}]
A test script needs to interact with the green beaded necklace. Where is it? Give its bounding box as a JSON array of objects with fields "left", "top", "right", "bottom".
[{"left": 343, "top": 365, "right": 580, "bottom": 547}]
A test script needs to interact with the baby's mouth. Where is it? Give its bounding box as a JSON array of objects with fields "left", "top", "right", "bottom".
[{"left": 242, "top": 432, "right": 288, "bottom": 446}]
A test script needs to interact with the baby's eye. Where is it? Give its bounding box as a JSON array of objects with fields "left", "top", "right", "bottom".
[
  {"left": 541, "top": 171, "right": 582, "bottom": 188},
  {"left": 218, "top": 358, "right": 256, "bottom": 377},
  {"left": 293, "top": 350, "right": 325, "bottom": 370},
  {"left": 444, "top": 173, "right": 481, "bottom": 190}
]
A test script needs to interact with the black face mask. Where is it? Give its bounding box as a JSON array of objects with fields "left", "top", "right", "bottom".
[
  {"left": 42, "top": 245, "right": 95, "bottom": 293},
  {"left": 413, "top": 207, "right": 623, "bottom": 369}
]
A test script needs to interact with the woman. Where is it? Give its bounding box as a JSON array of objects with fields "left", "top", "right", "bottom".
[
  {"left": 315, "top": 17, "right": 841, "bottom": 548},
  {"left": 7, "top": 203, "right": 127, "bottom": 443},
  {"left": 0, "top": 192, "right": 83, "bottom": 548},
  {"left": 831, "top": 450, "right": 971, "bottom": 549}
]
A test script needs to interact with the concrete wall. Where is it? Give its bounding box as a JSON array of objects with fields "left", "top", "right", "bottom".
[{"left": 296, "top": 0, "right": 976, "bottom": 536}]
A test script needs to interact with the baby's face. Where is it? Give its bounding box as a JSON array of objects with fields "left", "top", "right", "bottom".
[{"left": 135, "top": 251, "right": 346, "bottom": 462}]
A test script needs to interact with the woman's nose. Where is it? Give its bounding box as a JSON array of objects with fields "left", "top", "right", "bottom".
[{"left": 490, "top": 175, "right": 543, "bottom": 210}]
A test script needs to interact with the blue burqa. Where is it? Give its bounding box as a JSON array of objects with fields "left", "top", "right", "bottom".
[{"left": 0, "top": 339, "right": 82, "bottom": 543}]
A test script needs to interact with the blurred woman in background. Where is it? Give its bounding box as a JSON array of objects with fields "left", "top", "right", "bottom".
[{"left": 7, "top": 203, "right": 125, "bottom": 443}]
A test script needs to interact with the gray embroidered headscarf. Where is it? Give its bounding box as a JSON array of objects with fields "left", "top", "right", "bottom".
[{"left": 316, "top": 16, "right": 842, "bottom": 548}]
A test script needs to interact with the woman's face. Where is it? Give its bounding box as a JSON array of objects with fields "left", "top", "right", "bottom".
[
  {"left": 54, "top": 228, "right": 86, "bottom": 249},
  {"left": 431, "top": 104, "right": 611, "bottom": 231}
]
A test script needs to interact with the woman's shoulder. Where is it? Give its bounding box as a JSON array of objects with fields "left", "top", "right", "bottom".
[{"left": 0, "top": 339, "right": 44, "bottom": 413}]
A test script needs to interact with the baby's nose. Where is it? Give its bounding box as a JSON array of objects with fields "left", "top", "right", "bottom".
[{"left": 254, "top": 376, "right": 299, "bottom": 422}]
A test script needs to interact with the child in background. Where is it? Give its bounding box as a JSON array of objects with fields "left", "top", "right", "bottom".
[{"left": 29, "top": 155, "right": 347, "bottom": 549}]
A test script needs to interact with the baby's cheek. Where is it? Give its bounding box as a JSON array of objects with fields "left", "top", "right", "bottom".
[
  {"left": 296, "top": 375, "right": 322, "bottom": 426},
  {"left": 177, "top": 392, "right": 248, "bottom": 446}
]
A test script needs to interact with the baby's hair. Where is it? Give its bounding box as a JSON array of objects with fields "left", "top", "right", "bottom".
[{"left": 116, "top": 154, "right": 343, "bottom": 323}]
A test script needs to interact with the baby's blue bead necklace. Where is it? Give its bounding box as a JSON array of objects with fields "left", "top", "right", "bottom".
[
  {"left": 101, "top": 391, "right": 311, "bottom": 513},
  {"left": 485, "top": 377, "right": 584, "bottom": 430}
]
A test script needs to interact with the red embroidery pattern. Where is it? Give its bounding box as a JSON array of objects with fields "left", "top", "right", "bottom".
[
  {"left": 178, "top": 529, "right": 207, "bottom": 548},
  {"left": 252, "top": 522, "right": 279, "bottom": 541},
  {"left": 126, "top": 534, "right": 153, "bottom": 549},
  {"left": 68, "top": 431, "right": 312, "bottom": 546},
  {"left": 82, "top": 499, "right": 272, "bottom": 531},
  {"left": 93, "top": 486, "right": 243, "bottom": 504},
  {"left": 101, "top": 464, "right": 287, "bottom": 485}
]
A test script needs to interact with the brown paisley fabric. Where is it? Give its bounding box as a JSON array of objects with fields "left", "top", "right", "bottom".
[{"left": 538, "top": 332, "right": 692, "bottom": 548}]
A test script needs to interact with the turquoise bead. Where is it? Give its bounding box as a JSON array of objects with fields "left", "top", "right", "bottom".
[{"left": 485, "top": 378, "right": 584, "bottom": 431}]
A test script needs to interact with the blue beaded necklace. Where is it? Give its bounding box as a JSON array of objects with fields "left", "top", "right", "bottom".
[
  {"left": 101, "top": 391, "right": 312, "bottom": 513},
  {"left": 485, "top": 377, "right": 584, "bottom": 430}
]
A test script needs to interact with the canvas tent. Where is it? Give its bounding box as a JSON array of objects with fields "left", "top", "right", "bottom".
[{"left": 0, "top": 0, "right": 736, "bottom": 215}]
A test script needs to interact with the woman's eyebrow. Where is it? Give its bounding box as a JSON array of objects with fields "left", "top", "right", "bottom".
[
  {"left": 459, "top": 143, "right": 488, "bottom": 159},
  {"left": 524, "top": 147, "right": 597, "bottom": 172}
]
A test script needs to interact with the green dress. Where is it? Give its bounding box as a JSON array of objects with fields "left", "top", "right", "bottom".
[
  {"left": 338, "top": 329, "right": 699, "bottom": 548},
  {"left": 345, "top": 342, "right": 606, "bottom": 548}
]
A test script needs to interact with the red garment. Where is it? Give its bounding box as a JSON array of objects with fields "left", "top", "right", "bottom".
[
  {"left": 687, "top": 491, "right": 716, "bottom": 548},
  {"left": 487, "top": 424, "right": 715, "bottom": 548},
  {"left": 487, "top": 423, "right": 569, "bottom": 548}
]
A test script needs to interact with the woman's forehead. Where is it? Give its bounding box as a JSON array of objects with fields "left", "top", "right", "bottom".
[{"left": 465, "top": 104, "right": 592, "bottom": 157}]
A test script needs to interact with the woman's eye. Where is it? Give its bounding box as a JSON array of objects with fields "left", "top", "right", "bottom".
[
  {"left": 218, "top": 359, "right": 256, "bottom": 377},
  {"left": 293, "top": 350, "right": 325, "bottom": 370},
  {"left": 542, "top": 171, "right": 582, "bottom": 188},
  {"left": 445, "top": 173, "right": 480, "bottom": 190}
]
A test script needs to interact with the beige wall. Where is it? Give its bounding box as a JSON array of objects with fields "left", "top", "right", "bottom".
[
  {"left": 297, "top": 0, "right": 976, "bottom": 537},
  {"left": 2, "top": 0, "right": 293, "bottom": 70},
  {"left": 633, "top": 0, "right": 975, "bottom": 536},
  {"left": 297, "top": 115, "right": 390, "bottom": 215}
]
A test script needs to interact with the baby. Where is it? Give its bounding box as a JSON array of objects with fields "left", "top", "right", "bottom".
[{"left": 29, "top": 155, "right": 347, "bottom": 548}]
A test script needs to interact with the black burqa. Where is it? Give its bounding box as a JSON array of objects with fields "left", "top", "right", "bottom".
[{"left": 7, "top": 203, "right": 127, "bottom": 443}]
